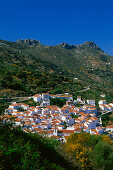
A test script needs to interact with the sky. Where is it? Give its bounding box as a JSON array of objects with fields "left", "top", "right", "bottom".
[{"left": 0, "top": 0, "right": 113, "bottom": 55}]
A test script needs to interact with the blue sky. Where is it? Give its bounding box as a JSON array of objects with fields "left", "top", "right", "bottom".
[{"left": 0, "top": 0, "right": 113, "bottom": 55}]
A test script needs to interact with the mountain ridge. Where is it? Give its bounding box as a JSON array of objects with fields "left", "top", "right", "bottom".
[
  {"left": 58, "top": 41, "right": 102, "bottom": 51},
  {"left": 16, "top": 39, "right": 103, "bottom": 51},
  {"left": 17, "top": 39, "right": 43, "bottom": 47},
  {"left": 0, "top": 39, "right": 110, "bottom": 54},
  {"left": 0, "top": 39, "right": 113, "bottom": 100}
]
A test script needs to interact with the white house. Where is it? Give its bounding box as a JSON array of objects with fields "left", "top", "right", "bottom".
[
  {"left": 100, "top": 94, "right": 105, "bottom": 98},
  {"left": 90, "top": 129, "right": 99, "bottom": 135},
  {"left": 41, "top": 100, "right": 50, "bottom": 106},
  {"left": 57, "top": 129, "right": 75, "bottom": 137},
  {"left": 77, "top": 96, "right": 81, "bottom": 102},
  {"left": 58, "top": 95, "right": 73, "bottom": 101},
  {"left": 66, "top": 100, "right": 74, "bottom": 106},
  {"left": 99, "top": 104, "right": 109, "bottom": 111},
  {"left": 96, "top": 127, "right": 105, "bottom": 134},
  {"left": 5, "top": 108, "right": 14, "bottom": 114},
  {"left": 42, "top": 93, "right": 50, "bottom": 100},
  {"left": 80, "top": 99, "right": 86, "bottom": 105},
  {"left": 32, "top": 94, "right": 42, "bottom": 102},
  {"left": 19, "top": 103, "right": 29, "bottom": 110},
  {"left": 106, "top": 125, "right": 113, "bottom": 132},
  {"left": 60, "top": 107, "right": 69, "bottom": 114},
  {"left": 9, "top": 102, "right": 20, "bottom": 110},
  {"left": 61, "top": 115, "right": 67, "bottom": 121},
  {"left": 98, "top": 100, "right": 106, "bottom": 106},
  {"left": 107, "top": 104, "right": 113, "bottom": 111},
  {"left": 35, "top": 107, "right": 42, "bottom": 114},
  {"left": 84, "top": 117, "right": 98, "bottom": 130},
  {"left": 53, "top": 128, "right": 58, "bottom": 136},
  {"left": 15, "top": 118, "right": 22, "bottom": 126},
  {"left": 87, "top": 100, "right": 95, "bottom": 106},
  {"left": 74, "top": 128, "right": 83, "bottom": 133},
  {"left": 67, "top": 117, "right": 75, "bottom": 125},
  {"left": 109, "top": 103, "right": 113, "bottom": 107},
  {"left": 28, "top": 109, "right": 35, "bottom": 115}
]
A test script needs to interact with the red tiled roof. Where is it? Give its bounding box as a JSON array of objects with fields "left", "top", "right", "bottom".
[
  {"left": 60, "top": 130, "right": 75, "bottom": 133},
  {"left": 106, "top": 125, "right": 113, "bottom": 128}
]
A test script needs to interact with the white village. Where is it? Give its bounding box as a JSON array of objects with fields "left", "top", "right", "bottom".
[{"left": 1, "top": 93, "right": 113, "bottom": 142}]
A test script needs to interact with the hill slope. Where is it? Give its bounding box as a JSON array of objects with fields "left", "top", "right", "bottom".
[
  {"left": 0, "top": 40, "right": 83, "bottom": 97},
  {"left": 0, "top": 39, "right": 113, "bottom": 100},
  {"left": 19, "top": 40, "right": 113, "bottom": 89}
]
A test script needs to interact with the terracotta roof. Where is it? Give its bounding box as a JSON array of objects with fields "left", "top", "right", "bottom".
[
  {"left": 32, "top": 124, "right": 38, "bottom": 128},
  {"left": 25, "top": 122, "right": 31, "bottom": 125},
  {"left": 51, "top": 136, "right": 61, "bottom": 139},
  {"left": 106, "top": 125, "right": 113, "bottom": 128},
  {"left": 74, "top": 128, "right": 82, "bottom": 131},
  {"left": 108, "top": 104, "right": 113, "bottom": 108},
  {"left": 58, "top": 95, "right": 72, "bottom": 97},
  {"left": 33, "top": 94, "right": 41, "bottom": 97},
  {"left": 60, "top": 130, "right": 75, "bottom": 133},
  {"left": 96, "top": 127, "right": 105, "bottom": 130},
  {"left": 42, "top": 93, "right": 49, "bottom": 95},
  {"left": 19, "top": 103, "right": 29, "bottom": 106}
]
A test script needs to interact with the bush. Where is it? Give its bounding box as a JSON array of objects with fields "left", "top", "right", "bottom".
[
  {"left": 50, "top": 98, "right": 66, "bottom": 107},
  {"left": 94, "top": 142, "right": 113, "bottom": 169}
]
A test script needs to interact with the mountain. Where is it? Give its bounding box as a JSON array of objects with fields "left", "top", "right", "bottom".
[
  {"left": 0, "top": 39, "right": 83, "bottom": 97},
  {"left": 17, "top": 39, "right": 113, "bottom": 90},
  {"left": 58, "top": 41, "right": 102, "bottom": 50},
  {"left": 17, "top": 39, "right": 43, "bottom": 47},
  {"left": 0, "top": 39, "right": 113, "bottom": 101}
]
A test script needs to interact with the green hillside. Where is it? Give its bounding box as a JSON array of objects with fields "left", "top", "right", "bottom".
[
  {"left": 0, "top": 39, "right": 113, "bottom": 101},
  {"left": 0, "top": 40, "right": 83, "bottom": 97},
  {"left": 0, "top": 123, "right": 113, "bottom": 170},
  {"left": 19, "top": 40, "right": 113, "bottom": 91},
  {"left": 0, "top": 123, "right": 78, "bottom": 170}
]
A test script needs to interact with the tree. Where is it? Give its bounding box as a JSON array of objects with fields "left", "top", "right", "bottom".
[
  {"left": 102, "top": 134, "right": 113, "bottom": 146},
  {"left": 63, "top": 133, "right": 93, "bottom": 169},
  {"left": 50, "top": 98, "right": 66, "bottom": 107},
  {"left": 94, "top": 142, "right": 113, "bottom": 170}
]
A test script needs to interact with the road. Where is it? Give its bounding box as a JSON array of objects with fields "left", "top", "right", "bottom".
[
  {"left": 78, "top": 85, "right": 91, "bottom": 92},
  {"left": 0, "top": 96, "right": 32, "bottom": 102},
  {"left": 0, "top": 85, "right": 91, "bottom": 102},
  {"left": 98, "top": 111, "right": 112, "bottom": 118},
  {"left": 0, "top": 97, "right": 31, "bottom": 99}
]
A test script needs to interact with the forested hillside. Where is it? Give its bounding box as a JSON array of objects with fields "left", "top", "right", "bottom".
[
  {"left": 0, "top": 123, "right": 113, "bottom": 170},
  {"left": 0, "top": 39, "right": 113, "bottom": 169},
  {"left": 0, "top": 123, "right": 77, "bottom": 170},
  {"left": 0, "top": 39, "right": 113, "bottom": 102},
  {"left": 0, "top": 40, "right": 83, "bottom": 97}
]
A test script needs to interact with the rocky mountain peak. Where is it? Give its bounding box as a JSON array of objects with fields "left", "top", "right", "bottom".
[
  {"left": 58, "top": 41, "right": 102, "bottom": 51},
  {"left": 17, "top": 39, "right": 42, "bottom": 46},
  {"left": 59, "top": 42, "right": 76, "bottom": 49},
  {"left": 81, "top": 41, "right": 101, "bottom": 50}
]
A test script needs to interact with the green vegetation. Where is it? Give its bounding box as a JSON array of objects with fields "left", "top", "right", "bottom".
[
  {"left": 0, "top": 123, "right": 78, "bottom": 170},
  {"left": 0, "top": 39, "right": 113, "bottom": 104},
  {"left": 94, "top": 142, "right": 113, "bottom": 169},
  {"left": 64, "top": 132, "right": 113, "bottom": 170},
  {"left": 17, "top": 107, "right": 27, "bottom": 112},
  {"left": 22, "top": 98, "right": 38, "bottom": 107},
  {"left": 0, "top": 100, "right": 9, "bottom": 115},
  {"left": 0, "top": 118, "right": 113, "bottom": 170},
  {"left": 101, "top": 114, "right": 113, "bottom": 126},
  {"left": 0, "top": 40, "right": 84, "bottom": 98},
  {"left": 0, "top": 39, "right": 113, "bottom": 170},
  {"left": 50, "top": 98, "right": 66, "bottom": 107},
  {"left": 71, "top": 114, "right": 79, "bottom": 119},
  {"left": 63, "top": 121, "right": 67, "bottom": 129},
  {"left": 2, "top": 122, "right": 113, "bottom": 170}
]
